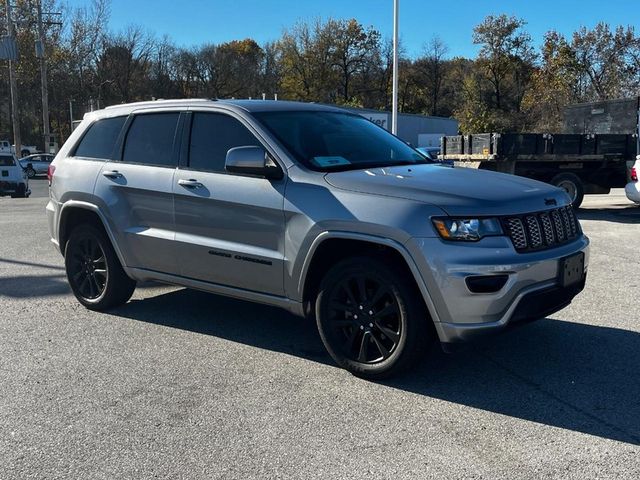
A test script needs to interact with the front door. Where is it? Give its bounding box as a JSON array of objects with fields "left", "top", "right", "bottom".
[{"left": 173, "top": 111, "right": 286, "bottom": 296}]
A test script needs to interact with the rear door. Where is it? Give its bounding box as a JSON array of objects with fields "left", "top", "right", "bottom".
[
  {"left": 94, "top": 111, "right": 182, "bottom": 275},
  {"left": 172, "top": 110, "right": 286, "bottom": 295}
]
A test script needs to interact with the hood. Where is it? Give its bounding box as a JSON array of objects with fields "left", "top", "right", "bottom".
[{"left": 324, "top": 164, "right": 570, "bottom": 216}]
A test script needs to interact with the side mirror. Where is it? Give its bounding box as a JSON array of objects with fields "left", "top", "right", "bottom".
[{"left": 225, "top": 146, "right": 283, "bottom": 180}]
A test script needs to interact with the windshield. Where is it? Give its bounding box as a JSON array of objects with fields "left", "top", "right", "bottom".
[
  {"left": 252, "top": 111, "right": 427, "bottom": 171},
  {"left": 0, "top": 155, "right": 15, "bottom": 167}
]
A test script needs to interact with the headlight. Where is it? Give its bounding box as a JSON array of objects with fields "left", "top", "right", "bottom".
[{"left": 432, "top": 217, "right": 503, "bottom": 241}]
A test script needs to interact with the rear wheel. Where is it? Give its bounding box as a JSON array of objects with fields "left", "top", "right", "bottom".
[
  {"left": 315, "top": 256, "right": 431, "bottom": 379},
  {"left": 25, "top": 167, "right": 36, "bottom": 178},
  {"left": 64, "top": 224, "right": 136, "bottom": 310},
  {"left": 551, "top": 173, "right": 584, "bottom": 209},
  {"left": 10, "top": 183, "right": 27, "bottom": 198}
]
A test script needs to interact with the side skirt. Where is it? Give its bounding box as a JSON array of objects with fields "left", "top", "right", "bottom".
[{"left": 126, "top": 267, "right": 305, "bottom": 317}]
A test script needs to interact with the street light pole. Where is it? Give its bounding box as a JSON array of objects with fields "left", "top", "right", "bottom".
[{"left": 391, "top": 0, "right": 399, "bottom": 135}]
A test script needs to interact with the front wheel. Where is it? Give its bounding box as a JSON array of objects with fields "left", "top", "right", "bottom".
[
  {"left": 315, "top": 256, "right": 431, "bottom": 379},
  {"left": 64, "top": 225, "right": 136, "bottom": 310}
]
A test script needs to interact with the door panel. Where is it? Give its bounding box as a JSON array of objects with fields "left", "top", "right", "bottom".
[
  {"left": 173, "top": 171, "right": 285, "bottom": 295},
  {"left": 95, "top": 162, "right": 178, "bottom": 274}
]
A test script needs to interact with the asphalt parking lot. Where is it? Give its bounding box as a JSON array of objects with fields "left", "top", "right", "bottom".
[{"left": 1, "top": 178, "right": 639, "bottom": 479}]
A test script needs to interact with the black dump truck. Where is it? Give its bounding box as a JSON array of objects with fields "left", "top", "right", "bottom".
[{"left": 440, "top": 97, "right": 639, "bottom": 208}]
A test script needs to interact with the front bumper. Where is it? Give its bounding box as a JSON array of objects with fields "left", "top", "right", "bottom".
[{"left": 405, "top": 234, "right": 590, "bottom": 344}]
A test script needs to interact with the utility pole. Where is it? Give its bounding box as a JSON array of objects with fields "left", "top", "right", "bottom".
[
  {"left": 6, "top": 0, "right": 21, "bottom": 157},
  {"left": 391, "top": 0, "right": 399, "bottom": 135},
  {"left": 36, "top": 0, "right": 50, "bottom": 153},
  {"left": 35, "top": 2, "right": 61, "bottom": 153}
]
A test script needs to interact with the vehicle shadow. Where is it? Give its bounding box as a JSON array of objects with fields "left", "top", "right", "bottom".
[
  {"left": 110, "top": 288, "right": 330, "bottom": 364},
  {"left": 110, "top": 287, "right": 640, "bottom": 446},
  {"left": 577, "top": 205, "right": 640, "bottom": 224},
  {"left": 0, "top": 273, "right": 70, "bottom": 297}
]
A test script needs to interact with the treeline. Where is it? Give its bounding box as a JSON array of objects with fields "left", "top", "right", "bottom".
[{"left": 2, "top": 0, "right": 640, "bottom": 148}]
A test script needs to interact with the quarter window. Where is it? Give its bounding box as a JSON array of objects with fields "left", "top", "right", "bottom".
[
  {"left": 188, "top": 113, "right": 260, "bottom": 172},
  {"left": 74, "top": 116, "right": 127, "bottom": 160},
  {"left": 123, "top": 113, "right": 180, "bottom": 167}
]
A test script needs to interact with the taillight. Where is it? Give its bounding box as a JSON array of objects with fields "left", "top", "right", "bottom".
[
  {"left": 47, "top": 164, "right": 56, "bottom": 186},
  {"left": 632, "top": 167, "right": 638, "bottom": 183}
]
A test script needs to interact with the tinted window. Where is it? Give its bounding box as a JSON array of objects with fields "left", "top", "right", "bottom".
[
  {"left": 189, "top": 113, "right": 260, "bottom": 172},
  {"left": 74, "top": 116, "right": 127, "bottom": 159},
  {"left": 123, "top": 113, "right": 180, "bottom": 167},
  {"left": 253, "top": 111, "right": 425, "bottom": 172}
]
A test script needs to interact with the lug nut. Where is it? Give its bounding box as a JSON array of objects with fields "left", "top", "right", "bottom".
[
  {"left": 369, "top": 323, "right": 373, "bottom": 327},
  {"left": 360, "top": 325, "right": 364, "bottom": 330}
]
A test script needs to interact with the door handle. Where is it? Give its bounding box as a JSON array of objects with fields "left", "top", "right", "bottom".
[
  {"left": 178, "top": 178, "right": 204, "bottom": 189},
  {"left": 102, "top": 170, "right": 123, "bottom": 179}
]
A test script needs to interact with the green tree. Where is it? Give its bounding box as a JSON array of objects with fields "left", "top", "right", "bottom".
[{"left": 472, "top": 14, "right": 535, "bottom": 112}]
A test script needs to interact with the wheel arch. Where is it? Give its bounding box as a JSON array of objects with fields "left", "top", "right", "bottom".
[
  {"left": 58, "top": 201, "right": 127, "bottom": 267},
  {"left": 298, "top": 232, "right": 441, "bottom": 326}
]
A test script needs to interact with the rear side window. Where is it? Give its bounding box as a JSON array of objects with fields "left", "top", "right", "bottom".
[
  {"left": 123, "top": 113, "right": 180, "bottom": 167},
  {"left": 189, "top": 113, "right": 260, "bottom": 172},
  {"left": 74, "top": 116, "right": 127, "bottom": 159}
]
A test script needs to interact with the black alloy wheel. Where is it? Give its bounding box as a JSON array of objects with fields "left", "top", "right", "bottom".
[
  {"left": 64, "top": 224, "right": 136, "bottom": 310},
  {"left": 327, "top": 274, "right": 402, "bottom": 364},
  {"left": 316, "top": 256, "right": 430, "bottom": 379},
  {"left": 68, "top": 234, "right": 108, "bottom": 300}
]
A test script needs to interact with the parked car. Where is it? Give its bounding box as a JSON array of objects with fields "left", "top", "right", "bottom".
[
  {"left": 47, "top": 100, "right": 589, "bottom": 379},
  {"left": 625, "top": 156, "right": 640, "bottom": 204},
  {"left": 0, "top": 153, "right": 30, "bottom": 198},
  {"left": 20, "top": 153, "right": 55, "bottom": 178}
]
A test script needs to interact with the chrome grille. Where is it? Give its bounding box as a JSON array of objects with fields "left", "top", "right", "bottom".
[{"left": 502, "top": 206, "right": 581, "bottom": 253}]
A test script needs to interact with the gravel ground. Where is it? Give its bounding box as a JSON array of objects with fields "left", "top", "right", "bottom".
[{"left": 1, "top": 180, "right": 639, "bottom": 479}]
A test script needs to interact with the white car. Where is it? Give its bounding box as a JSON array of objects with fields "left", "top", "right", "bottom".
[
  {"left": 625, "top": 157, "right": 639, "bottom": 204},
  {"left": 0, "top": 153, "right": 30, "bottom": 198}
]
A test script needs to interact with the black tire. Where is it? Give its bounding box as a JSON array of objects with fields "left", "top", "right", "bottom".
[
  {"left": 64, "top": 224, "right": 136, "bottom": 311},
  {"left": 10, "top": 183, "right": 27, "bottom": 198},
  {"left": 25, "top": 167, "right": 36, "bottom": 178},
  {"left": 315, "top": 256, "right": 431, "bottom": 379},
  {"left": 21, "top": 149, "right": 30, "bottom": 157},
  {"left": 551, "top": 173, "right": 584, "bottom": 209}
]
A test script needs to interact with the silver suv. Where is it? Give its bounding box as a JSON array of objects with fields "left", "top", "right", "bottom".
[{"left": 47, "top": 100, "right": 589, "bottom": 378}]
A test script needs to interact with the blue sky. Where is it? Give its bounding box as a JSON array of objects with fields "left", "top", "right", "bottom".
[{"left": 66, "top": 0, "right": 640, "bottom": 58}]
